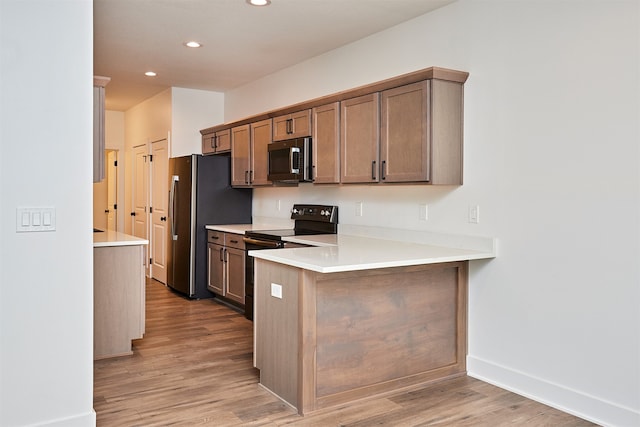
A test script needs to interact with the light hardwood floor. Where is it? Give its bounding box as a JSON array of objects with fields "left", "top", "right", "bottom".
[{"left": 94, "top": 279, "right": 598, "bottom": 426}]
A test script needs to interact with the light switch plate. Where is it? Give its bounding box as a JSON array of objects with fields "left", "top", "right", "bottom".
[
  {"left": 16, "top": 207, "right": 56, "bottom": 232},
  {"left": 468, "top": 205, "right": 480, "bottom": 224}
]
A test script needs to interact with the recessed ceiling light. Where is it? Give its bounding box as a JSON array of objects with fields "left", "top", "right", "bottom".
[
  {"left": 184, "top": 41, "right": 202, "bottom": 48},
  {"left": 247, "top": 0, "right": 271, "bottom": 6},
  {"left": 145, "top": 71, "right": 157, "bottom": 77}
]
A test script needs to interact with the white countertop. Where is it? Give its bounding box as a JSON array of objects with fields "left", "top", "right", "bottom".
[
  {"left": 93, "top": 230, "right": 149, "bottom": 247},
  {"left": 251, "top": 234, "right": 495, "bottom": 273},
  {"left": 205, "top": 223, "right": 496, "bottom": 273},
  {"left": 205, "top": 223, "right": 288, "bottom": 234}
]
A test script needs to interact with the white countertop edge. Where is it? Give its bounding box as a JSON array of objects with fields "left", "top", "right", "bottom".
[
  {"left": 205, "top": 219, "right": 293, "bottom": 234},
  {"left": 93, "top": 231, "right": 149, "bottom": 247},
  {"left": 251, "top": 249, "right": 495, "bottom": 273}
]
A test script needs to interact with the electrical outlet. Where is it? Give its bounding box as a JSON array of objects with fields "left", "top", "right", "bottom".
[
  {"left": 355, "top": 201, "right": 363, "bottom": 217},
  {"left": 276, "top": 199, "right": 281, "bottom": 211},
  {"left": 468, "top": 205, "right": 480, "bottom": 224},
  {"left": 419, "top": 204, "right": 428, "bottom": 221},
  {"left": 270, "top": 283, "right": 283, "bottom": 299}
]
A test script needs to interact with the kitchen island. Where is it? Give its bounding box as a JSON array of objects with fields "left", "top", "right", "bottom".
[
  {"left": 250, "top": 227, "right": 496, "bottom": 415},
  {"left": 93, "top": 230, "right": 148, "bottom": 359}
]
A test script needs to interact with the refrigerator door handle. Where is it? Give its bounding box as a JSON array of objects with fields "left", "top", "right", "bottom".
[{"left": 169, "top": 175, "right": 179, "bottom": 240}]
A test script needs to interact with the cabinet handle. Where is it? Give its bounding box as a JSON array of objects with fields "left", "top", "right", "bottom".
[
  {"left": 230, "top": 239, "right": 239, "bottom": 244},
  {"left": 245, "top": 170, "right": 249, "bottom": 184},
  {"left": 381, "top": 160, "right": 386, "bottom": 180},
  {"left": 249, "top": 170, "right": 253, "bottom": 183},
  {"left": 160, "top": 216, "right": 166, "bottom": 221},
  {"left": 219, "top": 247, "right": 224, "bottom": 262},
  {"left": 287, "top": 118, "right": 293, "bottom": 134},
  {"left": 371, "top": 160, "right": 377, "bottom": 180},
  {"left": 211, "top": 136, "right": 216, "bottom": 149}
]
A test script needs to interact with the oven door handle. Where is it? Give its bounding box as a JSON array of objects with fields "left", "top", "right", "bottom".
[{"left": 243, "top": 237, "right": 283, "bottom": 249}]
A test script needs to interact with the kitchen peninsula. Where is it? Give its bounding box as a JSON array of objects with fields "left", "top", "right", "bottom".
[
  {"left": 93, "top": 230, "right": 148, "bottom": 359},
  {"left": 250, "top": 228, "right": 496, "bottom": 415}
]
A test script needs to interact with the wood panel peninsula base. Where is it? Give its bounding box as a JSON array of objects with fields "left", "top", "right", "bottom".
[
  {"left": 254, "top": 259, "right": 468, "bottom": 415},
  {"left": 93, "top": 234, "right": 147, "bottom": 360}
]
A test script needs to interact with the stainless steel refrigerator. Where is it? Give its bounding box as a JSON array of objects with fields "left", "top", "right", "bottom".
[{"left": 167, "top": 154, "right": 252, "bottom": 299}]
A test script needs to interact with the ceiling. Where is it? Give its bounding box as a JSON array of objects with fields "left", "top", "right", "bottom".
[{"left": 94, "top": 0, "right": 455, "bottom": 111}]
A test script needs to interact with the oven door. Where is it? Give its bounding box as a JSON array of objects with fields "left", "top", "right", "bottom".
[{"left": 243, "top": 237, "right": 284, "bottom": 321}]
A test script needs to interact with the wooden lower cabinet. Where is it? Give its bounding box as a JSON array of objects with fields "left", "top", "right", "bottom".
[
  {"left": 94, "top": 244, "right": 146, "bottom": 359},
  {"left": 207, "top": 231, "right": 246, "bottom": 306},
  {"left": 254, "top": 260, "right": 468, "bottom": 415}
]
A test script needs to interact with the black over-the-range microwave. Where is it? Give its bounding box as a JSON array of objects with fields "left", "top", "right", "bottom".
[{"left": 267, "top": 137, "right": 312, "bottom": 183}]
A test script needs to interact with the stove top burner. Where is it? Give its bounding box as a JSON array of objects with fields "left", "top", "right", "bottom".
[
  {"left": 245, "top": 229, "right": 296, "bottom": 241},
  {"left": 245, "top": 204, "right": 338, "bottom": 242}
]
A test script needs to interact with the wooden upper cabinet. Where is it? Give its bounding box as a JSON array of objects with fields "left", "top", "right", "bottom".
[
  {"left": 428, "top": 79, "right": 464, "bottom": 185},
  {"left": 93, "top": 76, "right": 110, "bottom": 183},
  {"left": 340, "top": 93, "right": 380, "bottom": 183},
  {"left": 250, "top": 119, "right": 272, "bottom": 186},
  {"left": 231, "top": 120, "right": 272, "bottom": 187},
  {"left": 380, "top": 81, "right": 429, "bottom": 182},
  {"left": 273, "top": 109, "right": 311, "bottom": 141},
  {"left": 204, "top": 67, "right": 467, "bottom": 186},
  {"left": 231, "top": 125, "right": 251, "bottom": 186},
  {"left": 312, "top": 102, "right": 340, "bottom": 184},
  {"left": 202, "top": 128, "right": 231, "bottom": 155}
]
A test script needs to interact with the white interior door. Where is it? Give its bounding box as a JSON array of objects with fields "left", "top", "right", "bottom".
[
  {"left": 150, "top": 139, "right": 168, "bottom": 284},
  {"left": 132, "top": 144, "right": 149, "bottom": 274},
  {"left": 106, "top": 150, "right": 118, "bottom": 231},
  {"left": 92, "top": 172, "right": 108, "bottom": 230},
  {"left": 92, "top": 149, "right": 118, "bottom": 231}
]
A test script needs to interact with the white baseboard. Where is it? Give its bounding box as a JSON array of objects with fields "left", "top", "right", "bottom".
[
  {"left": 467, "top": 356, "right": 639, "bottom": 427},
  {"left": 29, "top": 410, "right": 96, "bottom": 427}
]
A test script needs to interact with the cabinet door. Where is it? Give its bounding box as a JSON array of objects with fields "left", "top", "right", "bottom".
[
  {"left": 207, "top": 243, "right": 225, "bottom": 295},
  {"left": 231, "top": 124, "right": 251, "bottom": 186},
  {"left": 272, "top": 114, "right": 291, "bottom": 141},
  {"left": 290, "top": 110, "right": 311, "bottom": 138},
  {"left": 312, "top": 102, "right": 340, "bottom": 184},
  {"left": 380, "top": 81, "right": 429, "bottom": 182},
  {"left": 250, "top": 119, "right": 272, "bottom": 186},
  {"left": 340, "top": 93, "right": 380, "bottom": 183},
  {"left": 202, "top": 132, "right": 215, "bottom": 155},
  {"left": 225, "top": 247, "right": 246, "bottom": 305},
  {"left": 273, "top": 110, "right": 311, "bottom": 141},
  {"left": 215, "top": 129, "right": 231, "bottom": 153}
]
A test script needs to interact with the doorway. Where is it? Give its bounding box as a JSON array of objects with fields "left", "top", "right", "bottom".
[
  {"left": 130, "top": 140, "right": 169, "bottom": 283},
  {"left": 150, "top": 139, "right": 169, "bottom": 284},
  {"left": 93, "top": 149, "right": 118, "bottom": 231}
]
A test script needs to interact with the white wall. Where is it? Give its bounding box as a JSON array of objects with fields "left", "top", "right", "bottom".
[
  {"left": 171, "top": 87, "right": 224, "bottom": 157},
  {"left": 0, "top": 0, "right": 96, "bottom": 426},
  {"left": 225, "top": 1, "right": 640, "bottom": 425}
]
